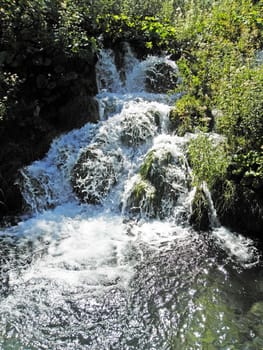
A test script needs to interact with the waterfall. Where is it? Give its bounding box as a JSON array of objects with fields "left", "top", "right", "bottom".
[
  {"left": 201, "top": 181, "right": 220, "bottom": 228},
  {"left": 0, "top": 44, "right": 261, "bottom": 350}
]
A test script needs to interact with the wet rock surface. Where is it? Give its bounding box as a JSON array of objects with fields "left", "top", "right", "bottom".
[
  {"left": 120, "top": 110, "right": 159, "bottom": 146},
  {"left": 190, "top": 186, "right": 210, "bottom": 231},
  {"left": 71, "top": 147, "right": 123, "bottom": 204},
  {"left": 145, "top": 62, "right": 179, "bottom": 93},
  {"left": 125, "top": 148, "right": 190, "bottom": 219}
]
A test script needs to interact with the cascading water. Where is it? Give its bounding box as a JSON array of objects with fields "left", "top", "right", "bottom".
[{"left": 0, "top": 45, "right": 262, "bottom": 350}]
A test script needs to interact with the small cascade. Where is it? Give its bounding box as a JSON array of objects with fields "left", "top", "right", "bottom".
[
  {"left": 121, "top": 134, "right": 191, "bottom": 221},
  {"left": 201, "top": 181, "right": 220, "bottom": 228},
  {"left": 17, "top": 44, "right": 259, "bottom": 262},
  {"left": 19, "top": 45, "right": 182, "bottom": 216},
  {"left": 125, "top": 55, "right": 179, "bottom": 93},
  {"left": 18, "top": 123, "right": 97, "bottom": 212},
  {"left": 95, "top": 49, "right": 123, "bottom": 93},
  {"left": 0, "top": 44, "right": 261, "bottom": 350}
]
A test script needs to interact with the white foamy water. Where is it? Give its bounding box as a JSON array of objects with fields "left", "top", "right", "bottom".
[{"left": 0, "top": 45, "right": 261, "bottom": 350}]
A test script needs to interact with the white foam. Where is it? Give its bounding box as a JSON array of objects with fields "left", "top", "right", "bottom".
[
  {"left": 7, "top": 44, "right": 259, "bottom": 295},
  {"left": 212, "top": 226, "right": 259, "bottom": 266}
]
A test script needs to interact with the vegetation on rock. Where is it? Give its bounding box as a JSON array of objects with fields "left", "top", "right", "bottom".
[
  {"left": 126, "top": 148, "right": 189, "bottom": 219},
  {"left": 189, "top": 186, "right": 210, "bottom": 231}
]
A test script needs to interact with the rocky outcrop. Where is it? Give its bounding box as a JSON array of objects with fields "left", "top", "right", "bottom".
[
  {"left": 124, "top": 148, "right": 190, "bottom": 219},
  {"left": 120, "top": 110, "right": 159, "bottom": 147},
  {"left": 71, "top": 146, "right": 123, "bottom": 204},
  {"left": 189, "top": 186, "right": 210, "bottom": 231},
  {"left": 57, "top": 96, "right": 99, "bottom": 131},
  {"left": 145, "top": 61, "right": 179, "bottom": 93}
]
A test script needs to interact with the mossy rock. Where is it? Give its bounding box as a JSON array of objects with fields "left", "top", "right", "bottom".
[
  {"left": 139, "top": 149, "right": 173, "bottom": 185},
  {"left": 139, "top": 149, "right": 187, "bottom": 204},
  {"left": 145, "top": 62, "right": 179, "bottom": 93},
  {"left": 125, "top": 148, "right": 189, "bottom": 219},
  {"left": 126, "top": 178, "right": 156, "bottom": 217},
  {"left": 190, "top": 186, "right": 210, "bottom": 231},
  {"left": 120, "top": 110, "right": 159, "bottom": 146},
  {"left": 71, "top": 146, "right": 123, "bottom": 204}
]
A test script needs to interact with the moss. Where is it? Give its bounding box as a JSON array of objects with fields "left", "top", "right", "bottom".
[
  {"left": 190, "top": 186, "right": 210, "bottom": 231},
  {"left": 139, "top": 150, "right": 174, "bottom": 183},
  {"left": 139, "top": 150, "right": 156, "bottom": 180},
  {"left": 127, "top": 178, "right": 156, "bottom": 217},
  {"left": 125, "top": 148, "right": 189, "bottom": 219},
  {"left": 132, "top": 180, "right": 156, "bottom": 202}
]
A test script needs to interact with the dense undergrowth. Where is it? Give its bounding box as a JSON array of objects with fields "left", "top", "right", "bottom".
[
  {"left": 171, "top": 0, "right": 263, "bottom": 234},
  {"left": 0, "top": 0, "right": 263, "bottom": 234}
]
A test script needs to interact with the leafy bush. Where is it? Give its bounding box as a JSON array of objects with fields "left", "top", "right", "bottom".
[
  {"left": 188, "top": 134, "right": 230, "bottom": 189},
  {"left": 169, "top": 94, "right": 211, "bottom": 135},
  {"left": 169, "top": 0, "right": 263, "bottom": 192},
  {"left": 215, "top": 64, "right": 263, "bottom": 152},
  {"left": 96, "top": 14, "right": 177, "bottom": 53}
]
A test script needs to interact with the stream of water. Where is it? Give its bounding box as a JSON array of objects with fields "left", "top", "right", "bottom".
[{"left": 0, "top": 45, "right": 262, "bottom": 350}]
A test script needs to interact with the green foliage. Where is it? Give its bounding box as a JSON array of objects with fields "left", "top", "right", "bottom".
[
  {"left": 169, "top": 94, "right": 211, "bottom": 135},
  {"left": 170, "top": 0, "right": 263, "bottom": 191},
  {"left": 213, "top": 178, "right": 237, "bottom": 215},
  {"left": 132, "top": 179, "right": 156, "bottom": 201},
  {"left": 214, "top": 62, "right": 263, "bottom": 187},
  {"left": 0, "top": 0, "right": 98, "bottom": 60},
  {"left": 188, "top": 134, "right": 230, "bottom": 189},
  {"left": 54, "top": 1, "right": 98, "bottom": 57},
  {"left": 96, "top": 14, "right": 177, "bottom": 52},
  {"left": 215, "top": 64, "right": 263, "bottom": 152},
  {"left": 231, "top": 150, "right": 263, "bottom": 192},
  {"left": 139, "top": 150, "right": 156, "bottom": 180},
  {"left": 173, "top": 0, "right": 263, "bottom": 49},
  {"left": 173, "top": 0, "right": 263, "bottom": 106}
]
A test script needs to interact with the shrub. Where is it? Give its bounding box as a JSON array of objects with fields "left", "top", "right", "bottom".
[
  {"left": 188, "top": 134, "right": 230, "bottom": 189},
  {"left": 96, "top": 14, "right": 177, "bottom": 53},
  {"left": 169, "top": 94, "right": 211, "bottom": 135},
  {"left": 215, "top": 64, "right": 263, "bottom": 152}
]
